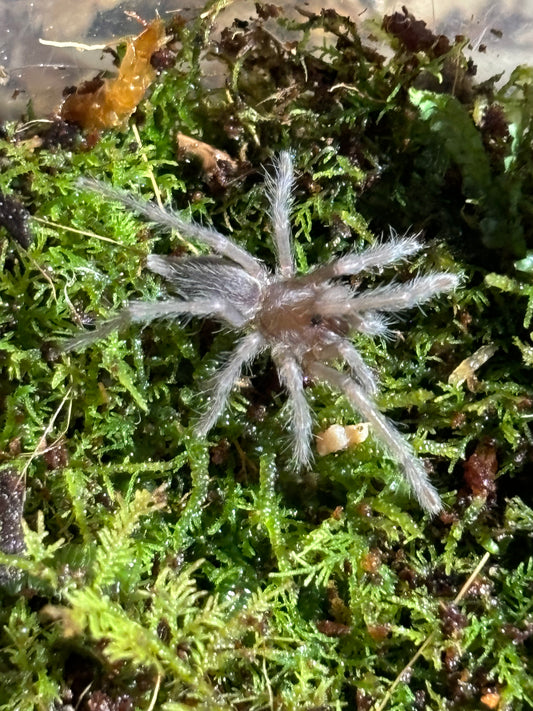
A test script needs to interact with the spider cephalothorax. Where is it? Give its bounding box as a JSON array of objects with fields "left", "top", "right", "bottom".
[{"left": 72, "top": 153, "right": 459, "bottom": 514}]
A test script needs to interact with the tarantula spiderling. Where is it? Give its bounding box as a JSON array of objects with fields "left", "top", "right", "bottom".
[{"left": 70, "top": 152, "right": 459, "bottom": 514}]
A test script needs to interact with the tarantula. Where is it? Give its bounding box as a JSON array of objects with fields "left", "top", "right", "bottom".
[{"left": 71, "top": 152, "right": 459, "bottom": 514}]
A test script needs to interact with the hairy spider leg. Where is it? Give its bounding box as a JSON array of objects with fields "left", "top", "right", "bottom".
[
  {"left": 265, "top": 151, "right": 295, "bottom": 278},
  {"left": 66, "top": 312, "right": 133, "bottom": 351},
  {"left": 66, "top": 298, "right": 248, "bottom": 351},
  {"left": 308, "top": 361, "right": 442, "bottom": 514},
  {"left": 272, "top": 349, "right": 314, "bottom": 467},
  {"left": 303, "top": 234, "right": 424, "bottom": 283},
  {"left": 145, "top": 255, "right": 262, "bottom": 323},
  {"left": 196, "top": 332, "right": 266, "bottom": 436},
  {"left": 346, "top": 273, "right": 460, "bottom": 314},
  {"left": 320, "top": 339, "right": 379, "bottom": 397},
  {"left": 347, "top": 312, "right": 392, "bottom": 337},
  {"left": 124, "top": 298, "right": 249, "bottom": 327},
  {"left": 78, "top": 178, "right": 266, "bottom": 279}
]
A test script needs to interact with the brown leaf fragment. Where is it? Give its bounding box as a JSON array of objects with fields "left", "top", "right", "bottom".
[
  {"left": 463, "top": 444, "right": 498, "bottom": 500},
  {"left": 176, "top": 133, "right": 240, "bottom": 189},
  {"left": 439, "top": 601, "right": 468, "bottom": 638},
  {"left": 383, "top": 6, "right": 450, "bottom": 57},
  {"left": 480, "top": 690, "right": 500, "bottom": 709},
  {"left": 316, "top": 619, "right": 351, "bottom": 637},
  {"left": 60, "top": 18, "right": 167, "bottom": 131},
  {"left": 367, "top": 623, "right": 390, "bottom": 641}
]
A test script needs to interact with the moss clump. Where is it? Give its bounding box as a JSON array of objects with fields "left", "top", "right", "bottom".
[{"left": 1, "top": 2, "right": 533, "bottom": 709}]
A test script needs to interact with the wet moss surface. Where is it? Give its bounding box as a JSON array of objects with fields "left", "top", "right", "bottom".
[{"left": 0, "top": 1, "right": 532, "bottom": 709}]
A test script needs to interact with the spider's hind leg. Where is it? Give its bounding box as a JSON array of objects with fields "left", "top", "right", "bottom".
[
  {"left": 196, "top": 332, "right": 265, "bottom": 437},
  {"left": 66, "top": 298, "right": 251, "bottom": 351},
  {"left": 319, "top": 340, "right": 379, "bottom": 397},
  {"left": 307, "top": 361, "right": 442, "bottom": 514},
  {"left": 273, "top": 350, "right": 314, "bottom": 469}
]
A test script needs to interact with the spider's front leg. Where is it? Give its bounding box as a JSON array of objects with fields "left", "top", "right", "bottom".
[
  {"left": 307, "top": 361, "right": 442, "bottom": 514},
  {"left": 265, "top": 151, "right": 295, "bottom": 279},
  {"left": 347, "top": 272, "right": 460, "bottom": 314},
  {"left": 302, "top": 234, "right": 424, "bottom": 284}
]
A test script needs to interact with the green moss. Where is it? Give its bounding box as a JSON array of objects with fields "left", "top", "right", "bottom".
[{"left": 1, "top": 2, "right": 533, "bottom": 709}]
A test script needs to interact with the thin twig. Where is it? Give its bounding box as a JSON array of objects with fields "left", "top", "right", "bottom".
[
  {"left": 374, "top": 550, "right": 491, "bottom": 711},
  {"left": 20, "top": 389, "right": 73, "bottom": 482},
  {"left": 146, "top": 674, "right": 161, "bottom": 711},
  {"left": 34, "top": 216, "right": 124, "bottom": 246},
  {"left": 39, "top": 38, "right": 108, "bottom": 51},
  {"left": 27, "top": 253, "right": 58, "bottom": 303}
]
